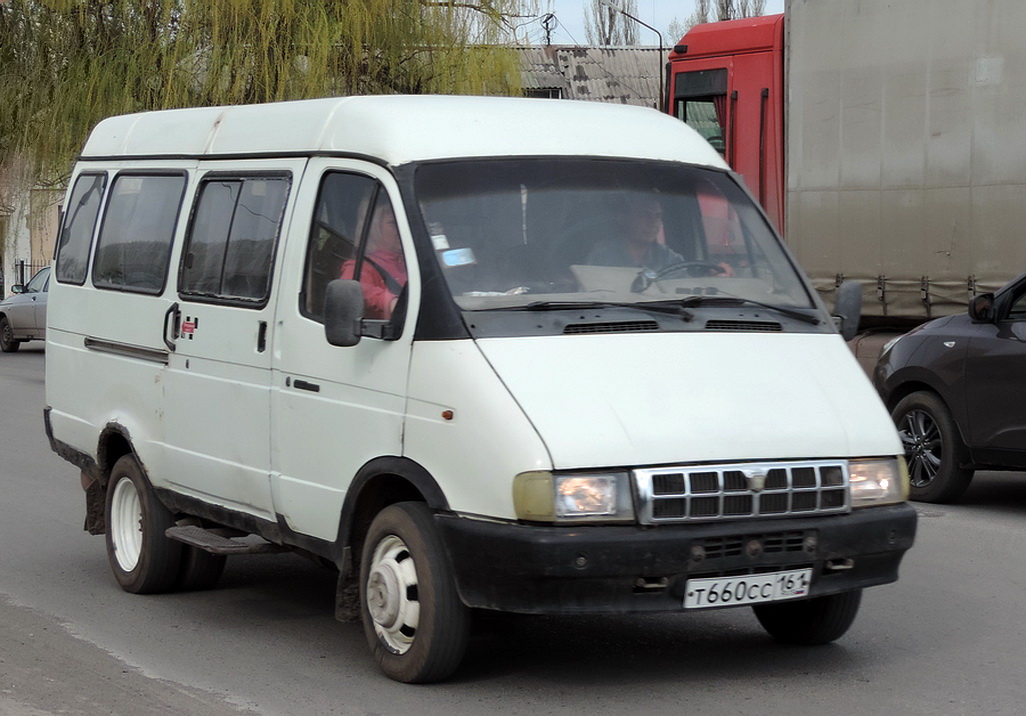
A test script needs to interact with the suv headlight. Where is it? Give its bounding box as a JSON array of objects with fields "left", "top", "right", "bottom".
[
  {"left": 849, "top": 457, "right": 909, "bottom": 507},
  {"left": 513, "top": 471, "right": 634, "bottom": 523}
]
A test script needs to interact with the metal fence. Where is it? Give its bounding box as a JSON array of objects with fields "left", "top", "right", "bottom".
[
  {"left": 2, "top": 259, "right": 49, "bottom": 298},
  {"left": 15, "top": 259, "right": 48, "bottom": 286}
]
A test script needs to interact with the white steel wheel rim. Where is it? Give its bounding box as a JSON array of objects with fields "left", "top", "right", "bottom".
[
  {"left": 110, "top": 477, "right": 144, "bottom": 572},
  {"left": 366, "top": 534, "right": 420, "bottom": 654}
]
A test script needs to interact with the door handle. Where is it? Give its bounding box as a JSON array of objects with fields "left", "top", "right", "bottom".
[
  {"left": 257, "top": 321, "right": 268, "bottom": 353},
  {"left": 162, "top": 302, "right": 180, "bottom": 352}
]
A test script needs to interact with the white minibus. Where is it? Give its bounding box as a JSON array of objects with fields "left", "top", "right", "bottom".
[{"left": 45, "top": 95, "right": 916, "bottom": 683}]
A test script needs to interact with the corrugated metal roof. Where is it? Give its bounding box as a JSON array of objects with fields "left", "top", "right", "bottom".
[
  {"left": 517, "top": 46, "right": 663, "bottom": 107},
  {"left": 518, "top": 46, "right": 565, "bottom": 91}
]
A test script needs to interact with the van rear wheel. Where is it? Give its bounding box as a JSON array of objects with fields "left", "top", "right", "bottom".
[
  {"left": 104, "top": 454, "right": 183, "bottom": 594},
  {"left": 360, "top": 502, "right": 470, "bottom": 683},
  {"left": 753, "top": 589, "right": 862, "bottom": 645}
]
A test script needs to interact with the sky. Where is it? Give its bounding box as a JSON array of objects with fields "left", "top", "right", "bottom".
[{"left": 520, "top": 0, "right": 785, "bottom": 46}]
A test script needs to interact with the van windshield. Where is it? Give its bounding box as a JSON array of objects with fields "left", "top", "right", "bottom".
[{"left": 415, "top": 158, "right": 813, "bottom": 312}]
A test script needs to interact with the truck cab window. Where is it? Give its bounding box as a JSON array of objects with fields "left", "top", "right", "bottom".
[
  {"left": 679, "top": 98, "right": 727, "bottom": 155},
  {"left": 674, "top": 68, "right": 729, "bottom": 156}
]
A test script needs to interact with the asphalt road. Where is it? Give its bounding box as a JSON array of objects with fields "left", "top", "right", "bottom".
[{"left": 2, "top": 346, "right": 1026, "bottom": 714}]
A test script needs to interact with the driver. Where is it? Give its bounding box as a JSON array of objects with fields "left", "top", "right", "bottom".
[
  {"left": 586, "top": 195, "right": 734, "bottom": 276},
  {"left": 586, "top": 195, "right": 680, "bottom": 270}
]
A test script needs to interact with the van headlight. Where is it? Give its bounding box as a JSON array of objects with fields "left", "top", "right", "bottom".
[
  {"left": 849, "top": 457, "right": 909, "bottom": 507},
  {"left": 513, "top": 471, "right": 634, "bottom": 523}
]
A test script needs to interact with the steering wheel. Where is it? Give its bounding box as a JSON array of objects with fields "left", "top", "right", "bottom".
[{"left": 655, "top": 261, "right": 727, "bottom": 279}]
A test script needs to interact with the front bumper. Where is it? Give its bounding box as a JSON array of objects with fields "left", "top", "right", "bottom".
[{"left": 436, "top": 503, "right": 916, "bottom": 613}]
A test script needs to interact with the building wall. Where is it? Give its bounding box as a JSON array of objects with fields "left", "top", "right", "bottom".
[{"left": 1, "top": 163, "right": 60, "bottom": 296}]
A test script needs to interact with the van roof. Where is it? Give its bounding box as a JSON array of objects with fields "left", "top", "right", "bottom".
[{"left": 80, "top": 95, "right": 728, "bottom": 169}]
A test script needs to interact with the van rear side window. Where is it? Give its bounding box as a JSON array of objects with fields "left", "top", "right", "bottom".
[
  {"left": 55, "top": 173, "right": 107, "bottom": 285},
  {"left": 180, "top": 175, "right": 289, "bottom": 305},
  {"left": 92, "top": 174, "right": 186, "bottom": 294}
]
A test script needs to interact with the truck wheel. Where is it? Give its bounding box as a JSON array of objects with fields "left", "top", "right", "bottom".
[
  {"left": 754, "top": 589, "right": 862, "bottom": 645},
  {"left": 891, "top": 391, "right": 973, "bottom": 503},
  {"left": 360, "top": 502, "right": 470, "bottom": 683},
  {"left": 176, "top": 546, "right": 227, "bottom": 591},
  {"left": 0, "top": 316, "right": 20, "bottom": 352},
  {"left": 104, "top": 454, "right": 183, "bottom": 594}
]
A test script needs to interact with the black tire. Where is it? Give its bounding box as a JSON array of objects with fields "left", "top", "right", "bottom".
[
  {"left": 360, "top": 502, "right": 470, "bottom": 683},
  {"left": 0, "top": 316, "right": 20, "bottom": 353},
  {"left": 891, "top": 391, "right": 973, "bottom": 503},
  {"left": 176, "top": 546, "right": 227, "bottom": 591},
  {"left": 104, "top": 454, "right": 183, "bottom": 594},
  {"left": 754, "top": 589, "right": 862, "bottom": 645}
]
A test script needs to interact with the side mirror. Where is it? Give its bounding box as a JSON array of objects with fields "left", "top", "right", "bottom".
[
  {"left": 324, "top": 279, "right": 365, "bottom": 347},
  {"left": 833, "top": 280, "right": 862, "bottom": 342},
  {"left": 968, "top": 293, "right": 995, "bottom": 323},
  {"left": 10, "top": 284, "right": 24, "bottom": 295}
]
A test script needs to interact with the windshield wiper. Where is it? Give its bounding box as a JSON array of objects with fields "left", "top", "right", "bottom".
[
  {"left": 676, "top": 295, "right": 822, "bottom": 326},
  {"left": 499, "top": 300, "right": 694, "bottom": 320},
  {"left": 478, "top": 297, "right": 819, "bottom": 326}
]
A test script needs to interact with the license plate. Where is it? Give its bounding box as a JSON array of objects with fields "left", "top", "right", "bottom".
[{"left": 684, "top": 568, "right": 812, "bottom": 609}]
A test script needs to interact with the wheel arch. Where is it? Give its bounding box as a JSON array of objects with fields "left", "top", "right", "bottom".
[
  {"left": 95, "top": 422, "right": 139, "bottom": 486},
  {"left": 884, "top": 379, "right": 937, "bottom": 413},
  {"left": 336, "top": 457, "right": 449, "bottom": 576},
  {"left": 81, "top": 422, "right": 141, "bottom": 534},
  {"left": 886, "top": 380, "right": 972, "bottom": 448}
]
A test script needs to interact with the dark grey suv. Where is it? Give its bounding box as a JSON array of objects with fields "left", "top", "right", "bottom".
[{"left": 874, "top": 272, "right": 1026, "bottom": 502}]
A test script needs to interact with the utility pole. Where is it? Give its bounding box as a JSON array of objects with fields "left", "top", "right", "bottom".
[{"left": 599, "top": 1, "right": 665, "bottom": 110}]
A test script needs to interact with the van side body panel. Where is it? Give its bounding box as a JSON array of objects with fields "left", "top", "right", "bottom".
[
  {"left": 268, "top": 158, "right": 418, "bottom": 541},
  {"left": 403, "top": 339, "right": 552, "bottom": 520}
]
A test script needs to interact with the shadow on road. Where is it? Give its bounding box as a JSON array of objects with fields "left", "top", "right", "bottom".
[
  {"left": 958, "top": 471, "right": 1026, "bottom": 513},
  {"left": 457, "top": 607, "right": 869, "bottom": 685}
]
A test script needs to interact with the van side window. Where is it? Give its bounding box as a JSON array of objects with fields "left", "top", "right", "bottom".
[
  {"left": 92, "top": 174, "right": 186, "bottom": 294},
  {"left": 303, "top": 172, "right": 408, "bottom": 322},
  {"left": 180, "top": 175, "right": 289, "bottom": 304},
  {"left": 55, "top": 173, "right": 107, "bottom": 285}
]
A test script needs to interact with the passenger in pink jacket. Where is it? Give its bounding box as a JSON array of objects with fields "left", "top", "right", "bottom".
[{"left": 341, "top": 201, "right": 407, "bottom": 320}]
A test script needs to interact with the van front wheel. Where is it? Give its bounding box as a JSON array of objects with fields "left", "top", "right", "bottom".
[
  {"left": 753, "top": 589, "right": 862, "bottom": 645},
  {"left": 360, "top": 502, "right": 470, "bottom": 683},
  {"left": 104, "top": 454, "right": 183, "bottom": 594}
]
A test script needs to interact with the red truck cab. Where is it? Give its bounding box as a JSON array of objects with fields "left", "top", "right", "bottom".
[{"left": 669, "top": 14, "right": 785, "bottom": 231}]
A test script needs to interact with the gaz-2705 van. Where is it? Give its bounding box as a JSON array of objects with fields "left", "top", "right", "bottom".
[{"left": 44, "top": 95, "right": 916, "bottom": 683}]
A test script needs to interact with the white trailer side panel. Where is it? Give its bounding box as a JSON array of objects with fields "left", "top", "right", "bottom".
[{"left": 785, "top": 0, "right": 1026, "bottom": 320}]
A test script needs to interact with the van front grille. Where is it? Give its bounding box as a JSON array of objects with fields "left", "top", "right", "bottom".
[
  {"left": 698, "top": 530, "right": 809, "bottom": 560},
  {"left": 635, "top": 460, "right": 850, "bottom": 524}
]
